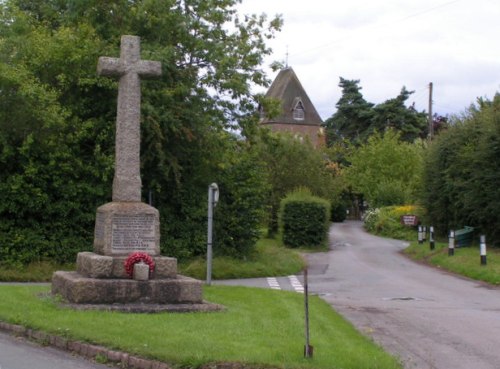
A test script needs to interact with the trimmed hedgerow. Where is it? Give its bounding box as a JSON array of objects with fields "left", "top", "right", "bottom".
[{"left": 280, "top": 188, "right": 330, "bottom": 248}]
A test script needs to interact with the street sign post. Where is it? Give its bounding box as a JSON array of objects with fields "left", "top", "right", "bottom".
[{"left": 206, "top": 183, "right": 219, "bottom": 285}]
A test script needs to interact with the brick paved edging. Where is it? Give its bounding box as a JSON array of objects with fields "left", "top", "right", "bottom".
[{"left": 0, "top": 320, "right": 173, "bottom": 369}]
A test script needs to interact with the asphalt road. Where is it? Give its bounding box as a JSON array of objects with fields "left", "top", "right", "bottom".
[
  {"left": 0, "top": 331, "right": 109, "bottom": 369},
  {"left": 220, "top": 221, "right": 500, "bottom": 369},
  {"left": 308, "top": 221, "right": 500, "bottom": 369}
]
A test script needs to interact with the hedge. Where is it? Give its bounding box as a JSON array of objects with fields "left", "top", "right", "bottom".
[{"left": 280, "top": 189, "right": 330, "bottom": 248}]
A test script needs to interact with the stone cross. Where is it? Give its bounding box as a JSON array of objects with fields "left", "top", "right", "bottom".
[{"left": 98, "top": 35, "right": 162, "bottom": 202}]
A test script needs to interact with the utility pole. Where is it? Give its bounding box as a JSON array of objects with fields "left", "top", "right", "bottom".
[{"left": 428, "top": 82, "right": 433, "bottom": 140}]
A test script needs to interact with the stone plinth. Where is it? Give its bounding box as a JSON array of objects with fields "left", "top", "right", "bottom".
[
  {"left": 94, "top": 202, "right": 160, "bottom": 256},
  {"left": 76, "top": 252, "right": 176, "bottom": 279},
  {"left": 52, "top": 271, "right": 203, "bottom": 304}
]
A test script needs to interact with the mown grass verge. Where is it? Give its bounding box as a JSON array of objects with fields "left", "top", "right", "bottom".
[
  {"left": 0, "top": 285, "right": 401, "bottom": 369},
  {"left": 179, "top": 235, "right": 307, "bottom": 280},
  {"left": 0, "top": 261, "right": 75, "bottom": 282},
  {"left": 404, "top": 241, "right": 500, "bottom": 285}
]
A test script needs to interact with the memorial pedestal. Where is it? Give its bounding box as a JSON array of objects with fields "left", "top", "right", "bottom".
[
  {"left": 94, "top": 202, "right": 160, "bottom": 256},
  {"left": 51, "top": 202, "right": 211, "bottom": 312}
]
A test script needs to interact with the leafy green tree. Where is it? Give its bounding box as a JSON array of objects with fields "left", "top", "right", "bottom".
[
  {"left": 325, "top": 79, "right": 428, "bottom": 145},
  {"left": 372, "top": 87, "right": 427, "bottom": 142},
  {"left": 422, "top": 94, "right": 500, "bottom": 243},
  {"left": 0, "top": 8, "right": 113, "bottom": 264},
  {"left": 0, "top": 0, "right": 282, "bottom": 263},
  {"left": 324, "top": 78, "right": 374, "bottom": 146},
  {"left": 256, "top": 131, "right": 337, "bottom": 235},
  {"left": 343, "top": 130, "right": 424, "bottom": 208}
]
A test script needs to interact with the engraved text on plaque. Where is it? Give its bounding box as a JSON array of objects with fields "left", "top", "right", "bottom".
[{"left": 111, "top": 214, "right": 156, "bottom": 253}]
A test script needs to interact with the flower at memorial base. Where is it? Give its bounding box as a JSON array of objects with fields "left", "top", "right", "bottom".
[{"left": 124, "top": 252, "right": 155, "bottom": 278}]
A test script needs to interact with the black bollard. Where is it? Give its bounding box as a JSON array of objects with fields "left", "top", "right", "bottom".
[
  {"left": 429, "top": 226, "right": 435, "bottom": 250},
  {"left": 448, "top": 230, "right": 455, "bottom": 256},
  {"left": 480, "top": 235, "right": 487, "bottom": 266}
]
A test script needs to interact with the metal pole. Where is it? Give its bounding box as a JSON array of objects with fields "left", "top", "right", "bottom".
[
  {"left": 304, "top": 268, "right": 313, "bottom": 358},
  {"left": 206, "top": 185, "right": 215, "bottom": 285},
  {"left": 428, "top": 82, "right": 434, "bottom": 140}
]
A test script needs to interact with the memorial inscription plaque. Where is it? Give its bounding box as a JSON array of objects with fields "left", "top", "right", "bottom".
[{"left": 111, "top": 214, "right": 156, "bottom": 253}]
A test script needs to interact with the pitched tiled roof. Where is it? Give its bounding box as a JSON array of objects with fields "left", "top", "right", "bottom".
[{"left": 261, "top": 67, "right": 323, "bottom": 126}]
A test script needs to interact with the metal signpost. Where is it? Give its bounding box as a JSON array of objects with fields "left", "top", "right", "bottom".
[{"left": 206, "top": 183, "right": 219, "bottom": 285}]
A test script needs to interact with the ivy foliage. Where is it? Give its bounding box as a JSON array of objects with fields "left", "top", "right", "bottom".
[{"left": 422, "top": 95, "right": 500, "bottom": 243}]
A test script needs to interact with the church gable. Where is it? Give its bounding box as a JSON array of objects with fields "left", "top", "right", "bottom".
[
  {"left": 260, "top": 67, "right": 325, "bottom": 147},
  {"left": 260, "top": 67, "right": 322, "bottom": 126}
]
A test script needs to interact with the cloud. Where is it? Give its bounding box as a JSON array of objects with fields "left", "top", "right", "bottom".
[{"left": 237, "top": 0, "right": 500, "bottom": 119}]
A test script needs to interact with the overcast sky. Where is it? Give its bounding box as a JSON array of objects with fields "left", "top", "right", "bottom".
[{"left": 237, "top": 0, "right": 500, "bottom": 120}]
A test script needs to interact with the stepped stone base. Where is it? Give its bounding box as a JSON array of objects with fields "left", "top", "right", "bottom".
[
  {"left": 52, "top": 271, "right": 203, "bottom": 304},
  {"left": 76, "top": 252, "right": 176, "bottom": 279}
]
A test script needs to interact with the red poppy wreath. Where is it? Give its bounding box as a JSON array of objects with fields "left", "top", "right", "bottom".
[{"left": 124, "top": 252, "right": 155, "bottom": 278}]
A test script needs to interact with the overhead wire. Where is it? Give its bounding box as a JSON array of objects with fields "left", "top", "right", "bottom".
[{"left": 288, "top": 0, "right": 462, "bottom": 58}]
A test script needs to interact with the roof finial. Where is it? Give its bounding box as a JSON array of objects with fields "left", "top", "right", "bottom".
[{"left": 285, "top": 45, "right": 289, "bottom": 68}]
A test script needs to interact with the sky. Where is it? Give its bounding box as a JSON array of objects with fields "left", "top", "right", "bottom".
[{"left": 236, "top": 0, "right": 500, "bottom": 120}]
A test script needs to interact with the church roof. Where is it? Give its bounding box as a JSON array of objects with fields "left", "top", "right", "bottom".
[{"left": 261, "top": 67, "right": 323, "bottom": 126}]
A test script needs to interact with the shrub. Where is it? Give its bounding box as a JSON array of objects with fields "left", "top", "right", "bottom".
[
  {"left": 364, "top": 205, "right": 426, "bottom": 240},
  {"left": 280, "top": 188, "right": 330, "bottom": 248},
  {"left": 344, "top": 130, "right": 424, "bottom": 207},
  {"left": 422, "top": 95, "right": 500, "bottom": 243}
]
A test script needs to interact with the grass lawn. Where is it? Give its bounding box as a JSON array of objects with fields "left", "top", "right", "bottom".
[
  {"left": 180, "top": 235, "right": 307, "bottom": 280},
  {"left": 404, "top": 241, "right": 500, "bottom": 285},
  {"left": 0, "top": 261, "right": 75, "bottom": 282},
  {"left": 0, "top": 285, "right": 401, "bottom": 369}
]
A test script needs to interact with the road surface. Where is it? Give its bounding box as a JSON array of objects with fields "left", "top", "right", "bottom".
[
  {"left": 309, "top": 221, "right": 500, "bottom": 369},
  {"left": 219, "top": 221, "right": 500, "bottom": 369},
  {"left": 0, "top": 331, "right": 109, "bottom": 369}
]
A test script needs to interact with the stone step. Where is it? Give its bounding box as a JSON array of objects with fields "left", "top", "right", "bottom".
[
  {"left": 76, "top": 252, "right": 177, "bottom": 279},
  {"left": 52, "top": 271, "right": 202, "bottom": 304}
]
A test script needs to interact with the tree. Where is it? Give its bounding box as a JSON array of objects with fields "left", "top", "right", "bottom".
[
  {"left": 256, "top": 131, "right": 338, "bottom": 235},
  {"left": 0, "top": 0, "right": 282, "bottom": 263},
  {"left": 324, "top": 78, "right": 374, "bottom": 146},
  {"left": 0, "top": 7, "right": 114, "bottom": 264},
  {"left": 372, "top": 87, "right": 427, "bottom": 142},
  {"left": 325, "top": 78, "right": 428, "bottom": 146},
  {"left": 343, "top": 130, "right": 424, "bottom": 208},
  {"left": 422, "top": 94, "right": 500, "bottom": 242}
]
